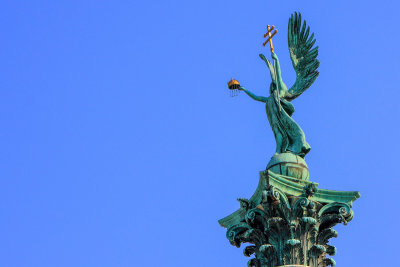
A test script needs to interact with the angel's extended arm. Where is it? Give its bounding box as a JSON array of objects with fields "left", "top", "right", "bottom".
[{"left": 239, "top": 87, "right": 267, "bottom": 103}]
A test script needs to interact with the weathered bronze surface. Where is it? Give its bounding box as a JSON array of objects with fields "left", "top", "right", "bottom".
[{"left": 220, "top": 12, "right": 360, "bottom": 267}]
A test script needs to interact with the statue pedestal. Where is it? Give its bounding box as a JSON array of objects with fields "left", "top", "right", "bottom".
[{"left": 219, "top": 171, "right": 360, "bottom": 267}]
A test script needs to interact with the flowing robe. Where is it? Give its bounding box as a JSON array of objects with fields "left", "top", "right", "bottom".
[{"left": 265, "top": 92, "right": 311, "bottom": 157}]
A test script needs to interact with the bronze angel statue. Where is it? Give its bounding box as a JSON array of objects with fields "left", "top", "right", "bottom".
[{"left": 236, "top": 12, "right": 319, "bottom": 158}]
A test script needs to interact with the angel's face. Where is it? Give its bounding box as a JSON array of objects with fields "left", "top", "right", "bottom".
[{"left": 269, "top": 82, "right": 276, "bottom": 94}]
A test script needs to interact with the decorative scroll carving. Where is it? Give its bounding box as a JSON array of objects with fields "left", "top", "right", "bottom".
[{"left": 222, "top": 173, "right": 355, "bottom": 267}]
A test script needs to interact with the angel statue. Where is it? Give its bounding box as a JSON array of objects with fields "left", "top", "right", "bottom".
[{"left": 233, "top": 12, "right": 319, "bottom": 158}]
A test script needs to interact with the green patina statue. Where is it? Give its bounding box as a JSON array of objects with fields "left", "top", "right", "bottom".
[
  {"left": 239, "top": 12, "right": 319, "bottom": 158},
  {"left": 221, "top": 12, "right": 360, "bottom": 267}
]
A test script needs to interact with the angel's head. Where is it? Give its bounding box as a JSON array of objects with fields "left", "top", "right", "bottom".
[{"left": 269, "top": 81, "right": 277, "bottom": 94}]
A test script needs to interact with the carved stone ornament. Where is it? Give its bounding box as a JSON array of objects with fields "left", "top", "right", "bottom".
[{"left": 219, "top": 171, "right": 359, "bottom": 267}]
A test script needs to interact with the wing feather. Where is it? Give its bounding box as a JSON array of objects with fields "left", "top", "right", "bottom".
[{"left": 286, "top": 12, "right": 320, "bottom": 101}]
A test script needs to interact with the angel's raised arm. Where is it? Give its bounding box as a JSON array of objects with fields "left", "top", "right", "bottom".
[{"left": 271, "top": 52, "right": 283, "bottom": 85}]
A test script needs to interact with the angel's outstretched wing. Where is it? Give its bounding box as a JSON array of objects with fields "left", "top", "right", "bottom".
[{"left": 286, "top": 12, "right": 320, "bottom": 101}]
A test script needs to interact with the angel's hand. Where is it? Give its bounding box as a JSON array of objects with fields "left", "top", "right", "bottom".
[
  {"left": 259, "top": 54, "right": 267, "bottom": 61},
  {"left": 271, "top": 52, "right": 278, "bottom": 61},
  {"left": 239, "top": 86, "right": 245, "bottom": 91}
]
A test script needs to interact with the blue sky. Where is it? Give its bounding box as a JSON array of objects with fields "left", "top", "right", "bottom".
[{"left": 1, "top": 1, "right": 399, "bottom": 266}]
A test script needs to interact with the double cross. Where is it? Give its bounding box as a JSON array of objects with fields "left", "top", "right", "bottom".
[{"left": 263, "top": 25, "right": 278, "bottom": 53}]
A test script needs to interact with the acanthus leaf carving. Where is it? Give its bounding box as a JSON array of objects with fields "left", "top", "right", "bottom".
[{"left": 223, "top": 181, "right": 355, "bottom": 266}]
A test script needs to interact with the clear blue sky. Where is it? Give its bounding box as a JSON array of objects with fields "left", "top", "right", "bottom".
[{"left": 1, "top": 1, "right": 399, "bottom": 266}]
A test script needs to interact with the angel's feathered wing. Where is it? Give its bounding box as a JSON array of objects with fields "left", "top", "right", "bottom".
[{"left": 285, "top": 12, "right": 320, "bottom": 101}]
